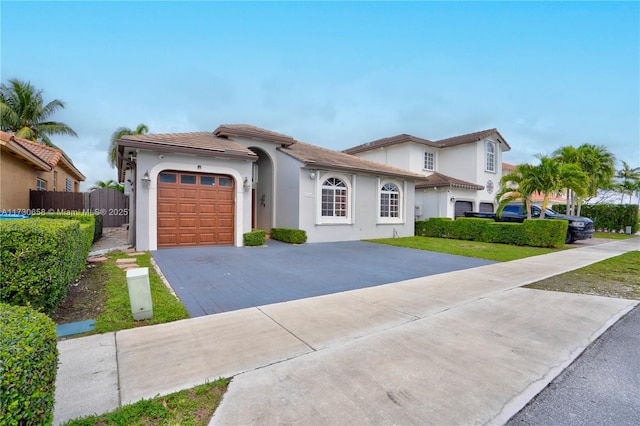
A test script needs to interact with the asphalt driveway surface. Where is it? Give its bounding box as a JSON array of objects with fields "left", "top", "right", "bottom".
[{"left": 152, "top": 240, "right": 494, "bottom": 317}]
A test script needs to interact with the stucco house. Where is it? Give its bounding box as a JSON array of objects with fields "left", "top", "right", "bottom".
[
  {"left": 0, "top": 131, "right": 85, "bottom": 210},
  {"left": 344, "top": 129, "right": 511, "bottom": 219},
  {"left": 117, "top": 124, "right": 426, "bottom": 250},
  {"left": 502, "top": 162, "right": 567, "bottom": 206}
]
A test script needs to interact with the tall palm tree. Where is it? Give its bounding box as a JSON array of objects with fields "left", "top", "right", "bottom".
[
  {"left": 0, "top": 79, "right": 77, "bottom": 147},
  {"left": 496, "top": 163, "right": 538, "bottom": 219},
  {"left": 616, "top": 161, "right": 640, "bottom": 203},
  {"left": 554, "top": 144, "right": 616, "bottom": 215},
  {"left": 530, "top": 156, "right": 588, "bottom": 218},
  {"left": 108, "top": 123, "right": 149, "bottom": 168},
  {"left": 90, "top": 179, "right": 124, "bottom": 193}
]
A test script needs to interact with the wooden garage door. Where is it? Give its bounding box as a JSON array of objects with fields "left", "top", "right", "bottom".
[{"left": 157, "top": 171, "right": 235, "bottom": 248}]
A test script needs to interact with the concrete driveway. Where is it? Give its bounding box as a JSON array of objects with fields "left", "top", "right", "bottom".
[{"left": 152, "top": 240, "right": 494, "bottom": 317}]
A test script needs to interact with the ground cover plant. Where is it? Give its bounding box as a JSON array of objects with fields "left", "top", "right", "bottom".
[
  {"left": 61, "top": 378, "right": 230, "bottom": 426},
  {"left": 525, "top": 251, "right": 640, "bottom": 299},
  {"left": 368, "top": 236, "right": 563, "bottom": 262},
  {"left": 593, "top": 232, "right": 636, "bottom": 240}
]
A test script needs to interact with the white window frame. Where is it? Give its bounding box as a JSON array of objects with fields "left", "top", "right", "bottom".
[
  {"left": 316, "top": 173, "right": 352, "bottom": 224},
  {"left": 423, "top": 150, "right": 436, "bottom": 171},
  {"left": 377, "top": 178, "right": 404, "bottom": 224},
  {"left": 486, "top": 141, "right": 496, "bottom": 173},
  {"left": 36, "top": 178, "right": 46, "bottom": 191},
  {"left": 65, "top": 177, "right": 72, "bottom": 192}
]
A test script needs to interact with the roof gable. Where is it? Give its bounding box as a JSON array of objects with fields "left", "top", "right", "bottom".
[
  {"left": 279, "top": 141, "right": 427, "bottom": 181},
  {"left": 214, "top": 124, "right": 296, "bottom": 146},
  {"left": 435, "top": 128, "right": 510, "bottom": 150}
]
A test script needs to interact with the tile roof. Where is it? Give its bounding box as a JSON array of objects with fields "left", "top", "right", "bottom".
[
  {"left": 415, "top": 172, "right": 484, "bottom": 191},
  {"left": 214, "top": 124, "right": 296, "bottom": 146},
  {"left": 343, "top": 134, "right": 437, "bottom": 155},
  {"left": 118, "top": 132, "right": 258, "bottom": 160},
  {"left": 279, "top": 141, "right": 428, "bottom": 180},
  {"left": 344, "top": 128, "right": 511, "bottom": 154}
]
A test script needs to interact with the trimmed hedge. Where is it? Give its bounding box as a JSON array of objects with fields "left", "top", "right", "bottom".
[
  {"left": 415, "top": 217, "right": 568, "bottom": 248},
  {"left": 0, "top": 218, "right": 93, "bottom": 313},
  {"left": 33, "top": 211, "right": 102, "bottom": 242},
  {"left": 270, "top": 228, "right": 308, "bottom": 244},
  {"left": 0, "top": 303, "right": 58, "bottom": 425},
  {"left": 552, "top": 204, "right": 639, "bottom": 234},
  {"left": 244, "top": 229, "right": 266, "bottom": 246}
]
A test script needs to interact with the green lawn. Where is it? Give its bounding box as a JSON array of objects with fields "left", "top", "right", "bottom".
[
  {"left": 525, "top": 251, "right": 640, "bottom": 300},
  {"left": 593, "top": 231, "right": 637, "bottom": 240},
  {"left": 367, "top": 236, "right": 564, "bottom": 262},
  {"left": 62, "top": 378, "right": 229, "bottom": 426},
  {"left": 95, "top": 252, "right": 190, "bottom": 333}
]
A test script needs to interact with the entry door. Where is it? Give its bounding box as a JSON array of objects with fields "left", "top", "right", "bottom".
[{"left": 157, "top": 171, "right": 235, "bottom": 247}]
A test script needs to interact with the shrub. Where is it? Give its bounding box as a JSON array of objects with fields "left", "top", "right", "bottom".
[
  {"left": 270, "top": 228, "right": 307, "bottom": 244},
  {"left": 415, "top": 217, "right": 567, "bottom": 248},
  {"left": 416, "top": 218, "right": 453, "bottom": 237},
  {"left": 0, "top": 218, "right": 91, "bottom": 313},
  {"left": 33, "top": 211, "right": 100, "bottom": 242},
  {"left": 0, "top": 303, "right": 58, "bottom": 425},
  {"left": 244, "top": 229, "right": 266, "bottom": 246},
  {"left": 552, "top": 204, "right": 639, "bottom": 233}
]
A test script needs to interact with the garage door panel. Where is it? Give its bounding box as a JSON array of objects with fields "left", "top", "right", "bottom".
[{"left": 157, "top": 171, "right": 235, "bottom": 248}]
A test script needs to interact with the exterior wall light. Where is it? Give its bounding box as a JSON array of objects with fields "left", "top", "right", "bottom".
[
  {"left": 141, "top": 171, "right": 151, "bottom": 189},
  {"left": 243, "top": 177, "right": 251, "bottom": 192},
  {"left": 309, "top": 170, "right": 316, "bottom": 180}
]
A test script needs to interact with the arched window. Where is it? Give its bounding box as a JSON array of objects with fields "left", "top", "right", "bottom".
[
  {"left": 380, "top": 182, "right": 400, "bottom": 218},
  {"left": 486, "top": 142, "right": 496, "bottom": 172},
  {"left": 321, "top": 177, "right": 347, "bottom": 217}
]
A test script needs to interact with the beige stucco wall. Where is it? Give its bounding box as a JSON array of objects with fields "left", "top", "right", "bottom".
[
  {"left": 39, "top": 165, "right": 82, "bottom": 192},
  {"left": 0, "top": 150, "right": 40, "bottom": 210}
]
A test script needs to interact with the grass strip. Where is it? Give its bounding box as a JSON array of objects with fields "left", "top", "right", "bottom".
[
  {"left": 593, "top": 232, "right": 636, "bottom": 240},
  {"left": 95, "top": 252, "right": 189, "bottom": 333},
  {"left": 62, "top": 378, "right": 230, "bottom": 426},
  {"left": 525, "top": 251, "right": 640, "bottom": 299},
  {"left": 367, "top": 236, "right": 562, "bottom": 262}
]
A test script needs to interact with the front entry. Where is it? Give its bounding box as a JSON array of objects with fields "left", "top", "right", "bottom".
[{"left": 157, "top": 171, "right": 235, "bottom": 248}]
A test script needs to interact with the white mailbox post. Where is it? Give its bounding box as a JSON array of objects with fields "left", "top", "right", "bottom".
[{"left": 126, "top": 267, "right": 153, "bottom": 320}]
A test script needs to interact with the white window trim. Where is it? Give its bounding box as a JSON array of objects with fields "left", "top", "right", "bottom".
[
  {"left": 36, "top": 177, "right": 46, "bottom": 191},
  {"left": 485, "top": 141, "right": 496, "bottom": 173},
  {"left": 316, "top": 172, "right": 353, "bottom": 225},
  {"left": 423, "top": 150, "right": 436, "bottom": 171},
  {"left": 377, "top": 178, "right": 404, "bottom": 224}
]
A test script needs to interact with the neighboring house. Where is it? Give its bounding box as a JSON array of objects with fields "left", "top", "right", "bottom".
[
  {"left": 116, "top": 124, "right": 426, "bottom": 250},
  {"left": 0, "top": 131, "right": 85, "bottom": 210},
  {"left": 502, "top": 162, "right": 567, "bottom": 206},
  {"left": 344, "top": 129, "right": 510, "bottom": 219}
]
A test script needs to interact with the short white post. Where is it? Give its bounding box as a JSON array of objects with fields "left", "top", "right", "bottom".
[{"left": 126, "top": 267, "right": 153, "bottom": 320}]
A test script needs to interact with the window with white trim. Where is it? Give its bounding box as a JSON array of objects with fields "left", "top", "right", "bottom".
[
  {"left": 65, "top": 177, "right": 72, "bottom": 192},
  {"left": 321, "top": 177, "right": 347, "bottom": 217},
  {"left": 53, "top": 171, "right": 57, "bottom": 191},
  {"left": 36, "top": 178, "right": 46, "bottom": 191},
  {"left": 423, "top": 151, "right": 435, "bottom": 171},
  {"left": 486, "top": 142, "right": 496, "bottom": 172},
  {"left": 380, "top": 182, "right": 400, "bottom": 218}
]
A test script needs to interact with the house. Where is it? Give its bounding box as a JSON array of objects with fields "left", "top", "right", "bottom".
[
  {"left": 0, "top": 131, "right": 85, "bottom": 210},
  {"left": 344, "top": 129, "right": 511, "bottom": 219},
  {"left": 502, "top": 162, "right": 567, "bottom": 206},
  {"left": 116, "top": 124, "right": 426, "bottom": 250}
]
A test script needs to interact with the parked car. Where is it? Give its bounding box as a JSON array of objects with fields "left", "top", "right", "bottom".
[{"left": 464, "top": 203, "right": 594, "bottom": 243}]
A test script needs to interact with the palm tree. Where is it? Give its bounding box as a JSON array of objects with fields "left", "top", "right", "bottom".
[
  {"left": 554, "top": 144, "right": 616, "bottom": 216},
  {"left": 0, "top": 79, "right": 77, "bottom": 147},
  {"left": 530, "top": 156, "right": 588, "bottom": 218},
  {"left": 90, "top": 179, "right": 124, "bottom": 193},
  {"left": 616, "top": 161, "right": 640, "bottom": 203},
  {"left": 108, "top": 124, "right": 149, "bottom": 168},
  {"left": 496, "top": 163, "right": 538, "bottom": 219}
]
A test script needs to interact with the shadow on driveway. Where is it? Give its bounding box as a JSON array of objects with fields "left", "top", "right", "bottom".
[{"left": 152, "top": 240, "right": 495, "bottom": 317}]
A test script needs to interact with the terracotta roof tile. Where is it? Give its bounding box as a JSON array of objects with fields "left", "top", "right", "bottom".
[
  {"left": 345, "top": 128, "right": 511, "bottom": 154},
  {"left": 214, "top": 124, "right": 296, "bottom": 146},
  {"left": 280, "top": 141, "right": 427, "bottom": 180},
  {"left": 1, "top": 131, "right": 63, "bottom": 168},
  {"left": 118, "top": 132, "right": 258, "bottom": 160},
  {"left": 415, "top": 172, "right": 484, "bottom": 191},
  {"left": 343, "top": 134, "right": 437, "bottom": 155}
]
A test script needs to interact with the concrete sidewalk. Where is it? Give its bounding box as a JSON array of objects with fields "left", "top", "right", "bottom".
[{"left": 53, "top": 238, "right": 639, "bottom": 425}]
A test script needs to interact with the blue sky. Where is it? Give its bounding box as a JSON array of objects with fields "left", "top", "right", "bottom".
[{"left": 2, "top": 1, "right": 638, "bottom": 190}]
